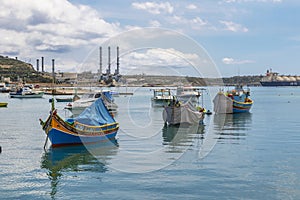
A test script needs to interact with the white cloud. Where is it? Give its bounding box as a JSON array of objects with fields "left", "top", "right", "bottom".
[
  {"left": 222, "top": 57, "right": 255, "bottom": 64},
  {"left": 132, "top": 2, "right": 174, "bottom": 15},
  {"left": 220, "top": 20, "right": 248, "bottom": 32},
  {"left": 121, "top": 48, "right": 200, "bottom": 75},
  {"left": 186, "top": 4, "right": 197, "bottom": 10},
  {"left": 0, "top": 0, "right": 120, "bottom": 56},
  {"left": 169, "top": 15, "right": 208, "bottom": 29},
  {"left": 149, "top": 20, "right": 161, "bottom": 27}
]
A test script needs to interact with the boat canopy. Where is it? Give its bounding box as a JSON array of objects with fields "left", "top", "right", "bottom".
[
  {"left": 102, "top": 91, "right": 113, "bottom": 101},
  {"left": 213, "top": 93, "right": 233, "bottom": 114},
  {"left": 72, "top": 98, "right": 115, "bottom": 126}
]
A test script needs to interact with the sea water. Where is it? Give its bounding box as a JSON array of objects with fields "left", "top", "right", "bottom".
[{"left": 0, "top": 87, "right": 299, "bottom": 199}]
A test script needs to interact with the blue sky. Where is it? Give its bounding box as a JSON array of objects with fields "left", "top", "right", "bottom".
[{"left": 1, "top": 0, "right": 300, "bottom": 77}]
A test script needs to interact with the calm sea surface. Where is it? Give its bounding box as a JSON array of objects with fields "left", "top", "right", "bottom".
[{"left": 0, "top": 87, "right": 299, "bottom": 199}]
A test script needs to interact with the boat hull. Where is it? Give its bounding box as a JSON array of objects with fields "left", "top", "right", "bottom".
[
  {"left": 213, "top": 92, "right": 253, "bottom": 114},
  {"left": 260, "top": 81, "right": 300, "bottom": 87},
  {"left": 9, "top": 92, "right": 44, "bottom": 98},
  {"left": 48, "top": 127, "right": 118, "bottom": 147},
  {"left": 42, "top": 111, "right": 119, "bottom": 147},
  {"left": 163, "top": 102, "right": 204, "bottom": 125},
  {"left": 152, "top": 99, "right": 170, "bottom": 107},
  {"left": 0, "top": 102, "right": 8, "bottom": 107},
  {"left": 232, "top": 101, "right": 253, "bottom": 113}
]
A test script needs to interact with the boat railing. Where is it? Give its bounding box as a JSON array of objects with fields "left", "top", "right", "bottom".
[
  {"left": 73, "top": 121, "right": 119, "bottom": 133},
  {"left": 53, "top": 112, "right": 118, "bottom": 135}
]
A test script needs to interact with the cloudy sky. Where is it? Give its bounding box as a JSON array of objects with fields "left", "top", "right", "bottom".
[{"left": 1, "top": 0, "right": 300, "bottom": 77}]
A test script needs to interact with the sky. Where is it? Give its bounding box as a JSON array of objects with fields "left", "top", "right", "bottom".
[{"left": 1, "top": 0, "right": 300, "bottom": 77}]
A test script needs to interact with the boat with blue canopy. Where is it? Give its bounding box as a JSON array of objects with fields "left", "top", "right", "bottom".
[{"left": 40, "top": 97, "right": 119, "bottom": 148}]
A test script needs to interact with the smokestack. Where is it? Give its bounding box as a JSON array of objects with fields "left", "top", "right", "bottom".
[
  {"left": 117, "top": 46, "right": 119, "bottom": 74},
  {"left": 41, "top": 57, "right": 44, "bottom": 72},
  {"left": 108, "top": 46, "right": 111, "bottom": 74},
  {"left": 36, "top": 59, "right": 39, "bottom": 72},
  {"left": 52, "top": 59, "right": 55, "bottom": 83},
  {"left": 99, "top": 46, "right": 102, "bottom": 75}
]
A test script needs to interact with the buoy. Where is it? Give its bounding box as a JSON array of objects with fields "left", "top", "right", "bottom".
[
  {"left": 0, "top": 146, "right": 2, "bottom": 153},
  {"left": 206, "top": 110, "right": 213, "bottom": 115}
]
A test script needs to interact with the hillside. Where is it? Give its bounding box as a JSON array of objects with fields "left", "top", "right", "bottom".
[{"left": 0, "top": 56, "right": 52, "bottom": 83}]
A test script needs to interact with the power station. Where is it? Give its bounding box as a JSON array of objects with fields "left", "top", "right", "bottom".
[{"left": 99, "top": 46, "right": 121, "bottom": 86}]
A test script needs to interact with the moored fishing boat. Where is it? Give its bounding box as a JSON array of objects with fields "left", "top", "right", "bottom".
[
  {"left": 0, "top": 102, "right": 8, "bottom": 107},
  {"left": 49, "top": 97, "right": 73, "bottom": 103},
  {"left": 64, "top": 91, "right": 118, "bottom": 116},
  {"left": 9, "top": 86, "right": 44, "bottom": 98},
  {"left": 40, "top": 98, "right": 119, "bottom": 147},
  {"left": 162, "top": 98, "right": 205, "bottom": 125},
  {"left": 213, "top": 85, "right": 253, "bottom": 114},
  {"left": 151, "top": 88, "right": 174, "bottom": 107},
  {"left": 0, "top": 82, "right": 10, "bottom": 93},
  {"left": 176, "top": 86, "right": 201, "bottom": 106}
]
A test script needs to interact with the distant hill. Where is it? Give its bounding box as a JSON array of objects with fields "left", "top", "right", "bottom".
[
  {"left": 0, "top": 55, "right": 52, "bottom": 83},
  {"left": 122, "top": 75, "right": 262, "bottom": 87}
]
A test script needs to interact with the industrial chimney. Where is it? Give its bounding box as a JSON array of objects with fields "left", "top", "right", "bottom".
[
  {"left": 41, "top": 57, "right": 44, "bottom": 72},
  {"left": 116, "top": 46, "right": 120, "bottom": 75},
  {"left": 36, "top": 59, "right": 39, "bottom": 72},
  {"left": 52, "top": 59, "right": 55, "bottom": 83},
  {"left": 99, "top": 46, "right": 102, "bottom": 75},
  {"left": 107, "top": 46, "right": 111, "bottom": 74}
]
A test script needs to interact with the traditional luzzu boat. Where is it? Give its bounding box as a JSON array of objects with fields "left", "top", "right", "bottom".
[
  {"left": 162, "top": 98, "right": 205, "bottom": 126},
  {"left": 40, "top": 97, "right": 119, "bottom": 148},
  {"left": 213, "top": 85, "right": 253, "bottom": 114}
]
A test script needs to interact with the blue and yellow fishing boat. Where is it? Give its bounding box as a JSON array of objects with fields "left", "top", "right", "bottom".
[
  {"left": 213, "top": 85, "right": 253, "bottom": 114},
  {"left": 40, "top": 98, "right": 119, "bottom": 148}
]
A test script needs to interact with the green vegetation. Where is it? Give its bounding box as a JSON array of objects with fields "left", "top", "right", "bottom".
[{"left": 0, "top": 55, "right": 52, "bottom": 83}]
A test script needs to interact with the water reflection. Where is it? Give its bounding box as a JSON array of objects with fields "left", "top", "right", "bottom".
[
  {"left": 162, "top": 124, "right": 205, "bottom": 153},
  {"left": 213, "top": 113, "right": 252, "bottom": 143},
  {"left": 41, "top": 142, "right": 118, "bottom": 199}
]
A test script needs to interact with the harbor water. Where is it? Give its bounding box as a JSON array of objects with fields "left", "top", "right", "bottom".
[{"left": 0, "top": 87, "right": 299, "bottom": 199}]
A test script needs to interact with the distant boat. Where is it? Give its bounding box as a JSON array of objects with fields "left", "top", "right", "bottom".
[
  {"left": 49, "top": 97, "right": 73, "bottom": 103},
  {"left": 151, "top": 88, "right": 174, "bottom": 107},
  {"left": 213, "top": 85, "right": 253, "bottom": 114},
  {"left": 40, "top": 98, "right": 119, "bottom": 147},
  {"left": 176, "top": 86, "right": 201, "bottom": 106},
  {"left": 0, "top": 102, "right": 8, "bottom": 107},
  {"left": 9, "top": 87, "right": 44, "bottom": 98},
  {"left": 0, "top": 82, "right": 10, "bottom": 93},
  {"left": 162, "top": 99, "right": 205, "bottom": 125},
  {"left": 260, "top": 69, "right": 300, "bottom": 86},
  {"left": 65, "top": 91, "right": 118, "bottom": 116}
]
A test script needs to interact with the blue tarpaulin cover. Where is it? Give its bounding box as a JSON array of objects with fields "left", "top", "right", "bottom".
[
  {"left": 73, "top": 98, "right": 115, "bottom": 126},
  {"left": 103, "top": 91, "right": 113, "bottom": 101}
]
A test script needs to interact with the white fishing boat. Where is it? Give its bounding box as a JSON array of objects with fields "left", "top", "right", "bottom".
[
  {"left": 9, "top": 87, "right": 44, "bottom": 98},
  {"left": 0, "top": 82, "right": 11, "bottom": 93},
  {"left": 65, "top": 91, "right": 118, "bottom": 116},
  {"left": 151, "top": 88, "right": 174, "bottom": 107},
  {"left": 176, "top": 86, "right": 201, "bottom": 106}
]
